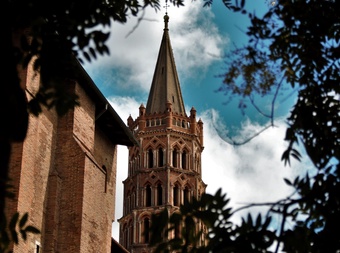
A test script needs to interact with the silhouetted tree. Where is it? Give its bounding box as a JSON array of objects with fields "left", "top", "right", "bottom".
[
  {"left": 150, "top": 0, "right": 340, "bottom": 252},
  {"left": 1, "top": 0, "right": 187, "bottom": 250}
]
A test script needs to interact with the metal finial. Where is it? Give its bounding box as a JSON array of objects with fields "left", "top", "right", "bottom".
[
  {"left": 163, "top": 0, "right": 170, "bottom": 15},
  {"left": 163, "top": 0, "right": 169, "bottom": 30}
]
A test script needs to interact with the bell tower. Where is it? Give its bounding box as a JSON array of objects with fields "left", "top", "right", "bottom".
[{"left": 119, "top": 13, "right": 206, "bottom": 253}]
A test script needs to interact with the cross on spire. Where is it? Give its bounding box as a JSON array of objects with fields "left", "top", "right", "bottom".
[
  {"left": 163, "top": 0, "right": 170, "bottom": 30},
  {"left": 163, "top": 0, "right": 170, "bottom": 14}
]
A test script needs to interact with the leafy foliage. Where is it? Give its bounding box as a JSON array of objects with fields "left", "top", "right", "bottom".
[
  {"left": 204, "top": 0, "right": 231, "bottom": 8},
  {"left": 7, "top": 0, "right": 184, "bottom": 116},
  {"left": 221, "top": 0, "right": 339, "bottom": 170},
  {"left": 2, "top": 0, "right": 186, "bottom": 250},
  {"left": 150, "top": 189, "right": 276, "bottom": 253},
  {"left": 151, "top": 163, "right": 339, "bottom": 252},
  {"left": 151, "top": 0, "right": 340, "bottom": 252},
  {"left": 2, "top": 0, "right": 339, "bottom": 252},
  {"left": 0, "top": 212, "right": 40, "bottom": 252}
]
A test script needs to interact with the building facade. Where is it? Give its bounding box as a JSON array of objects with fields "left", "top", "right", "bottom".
[
  {"left": 6, "top": 55, "right": 136, "bottom": 252},
  {"left": 119, "top": 14, "right": 207, "bottom": 253}
]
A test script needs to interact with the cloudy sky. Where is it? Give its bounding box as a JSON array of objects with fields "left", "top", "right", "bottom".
[{"left": 82, "top": 0, "right": 314, "bottom": 241}]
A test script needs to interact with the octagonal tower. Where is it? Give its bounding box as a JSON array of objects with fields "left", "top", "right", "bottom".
[{"left": 119, "top": 14, "right": 206, "bottom": 253}]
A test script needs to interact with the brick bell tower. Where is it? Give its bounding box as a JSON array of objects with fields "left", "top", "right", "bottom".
[{"left": 118, "top": 13, "right": 206, "bottom": 253}]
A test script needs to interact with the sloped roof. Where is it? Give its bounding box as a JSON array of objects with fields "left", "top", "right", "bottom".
[
  {"left": 74, "top": 59, "right": 138, "bottom": 147},
  {"left": 145, "top": 14, "right": 186, "bottom": 116},
  {"left": 111, "top": 238, "right": 129, "bottom": 253}
]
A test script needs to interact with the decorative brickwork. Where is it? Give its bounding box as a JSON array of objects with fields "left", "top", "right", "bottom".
[
  {"left": 119, "top": 15, "right": 207, "bottom": 253},
  {"left": 6, "top": 56, "right": 135, "bottom": 253}
]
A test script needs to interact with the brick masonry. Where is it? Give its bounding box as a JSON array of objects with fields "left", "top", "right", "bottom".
[{"left": 6, "top": 60, "right": 123, "bottom": 253}]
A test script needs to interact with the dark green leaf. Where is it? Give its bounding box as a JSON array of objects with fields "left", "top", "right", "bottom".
[{"left": 19, "top": 213, "right": 28, "bottom": 228}]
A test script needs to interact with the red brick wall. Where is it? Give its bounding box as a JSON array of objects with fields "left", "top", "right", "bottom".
[
  {"left": 7, "top": 66, "right": 119, "bottom": 253},
  {"left": 9, "top": 101, "right": 59, "bottom": 252}
]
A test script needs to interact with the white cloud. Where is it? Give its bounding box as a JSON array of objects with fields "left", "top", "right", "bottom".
[
  {"left": 200, "top": 110, "right": 303, "bottom": 222},
  {"left": 77, "top": 0, "right": 317, "bottom": 245},
  {"left": 83, "top": 1, "right": 228, "bottom": 92},
  {"left": 78, "top": 0, "right": 317, "bottom": 245},
  {"left": 109, "top": 96, "right": 312, "bottom": 241}
]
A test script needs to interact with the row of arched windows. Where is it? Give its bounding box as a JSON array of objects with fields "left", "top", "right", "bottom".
[
  {"left": 147, "top": 148, "right": 165, "bottom": 168},
  {"left": 146, "top": 118, "right": 165, "bottom": 127},
  {"left": 172, "top": 149, "right": 187, "bottom": 169},
  {"left": 143, "top": 183, "right": 192, "bottom": 207},
  {"left": 129, "top": 149, "right": 201, "bottom": 176},
  {"left": 122, "top": 211, "right": 203, "bottom": 250},
  {"left": 172, "top": 118, "right": 190, "bottom": 129},
  {"left": 121, "top": 217, "right": 150, "bottom": 250},
  {"left": 144, "top": 183, "right": 163, "bottom": 207},
  {"left": 144, "top": 118, "right": 191, "bottom": 129},
  {"left": 124, "top": 188, "right": 136, "bottom": 215},
  {"left": 124, "top": 182, "right": 193, "bottom": 214},
  {"left": 173, "top": 185, "right": 191, "bottom": 206},
  {"left": 146, "top": 147, "right": 188, "bottom": 169},
  {"left": 122, "top": 221, "right": 134, "bottom": 249}
]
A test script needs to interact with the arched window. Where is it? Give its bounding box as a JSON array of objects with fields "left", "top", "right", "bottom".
[
  {"left": 148, "top": 149, "right": 153, "bottom": 168},
  {"left": 157, "top": 183, "right": 163, "bottom": 205},
  {"left": 145, "top": 185, "right": 152, "bottom": 207},
  {"left": 158, "top": 148, "right": 164, "bottom": 167},
  {"left": 173, "top": 185, "right": 179, "bottom": 206},
  {"left": 143, "top": 217, "right": 150, "bottom": 243},
  {"left": 172, "top": 149, "right": 177, "bottom": 167},
  {"left": 184, "top": 187, "right": 190, "bottom": 205},
  {"left": 182, "top": 151, "right": 187, "bottom": 169}
]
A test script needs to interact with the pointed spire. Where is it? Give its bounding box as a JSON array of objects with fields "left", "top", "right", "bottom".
[{"left": 145, "top": 14, "right": 186, "bottom": 116}]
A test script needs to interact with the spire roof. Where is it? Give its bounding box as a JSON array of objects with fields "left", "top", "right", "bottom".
[{"left": 145, "top": 14, "right": 186, "bottom": 116}]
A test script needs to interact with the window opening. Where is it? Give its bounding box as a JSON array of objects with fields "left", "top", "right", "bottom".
[
  {"left": 144, "top": 218, "right": 150, "bottom": 243},
  {"left": 158, "top": 148, "right": 164, "bottom": 167},
  {"left": 148, "top": 149, "right": 153, "bottom": 168},
  {"left": 184, "top": 187, "right": 189, "bottom": 205},
  {"left": 146, "top": 185, "right": 152, "bottom": 207},
  {"left": 182, "top": 151, "right": 187, "bottom": 169},
  {"left": 173, "top": 185, "right": 179, "bottom": 206},
  {"left": 157, "top": 183, "right": 163, "bottom": 205},
  {"left": 172, "top": 149, "right": 177, "bottom": 167}
]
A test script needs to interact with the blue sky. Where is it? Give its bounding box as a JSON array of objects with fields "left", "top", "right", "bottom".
[{"left": 82, "top": 0, "right": 313, "bottom": 241}]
